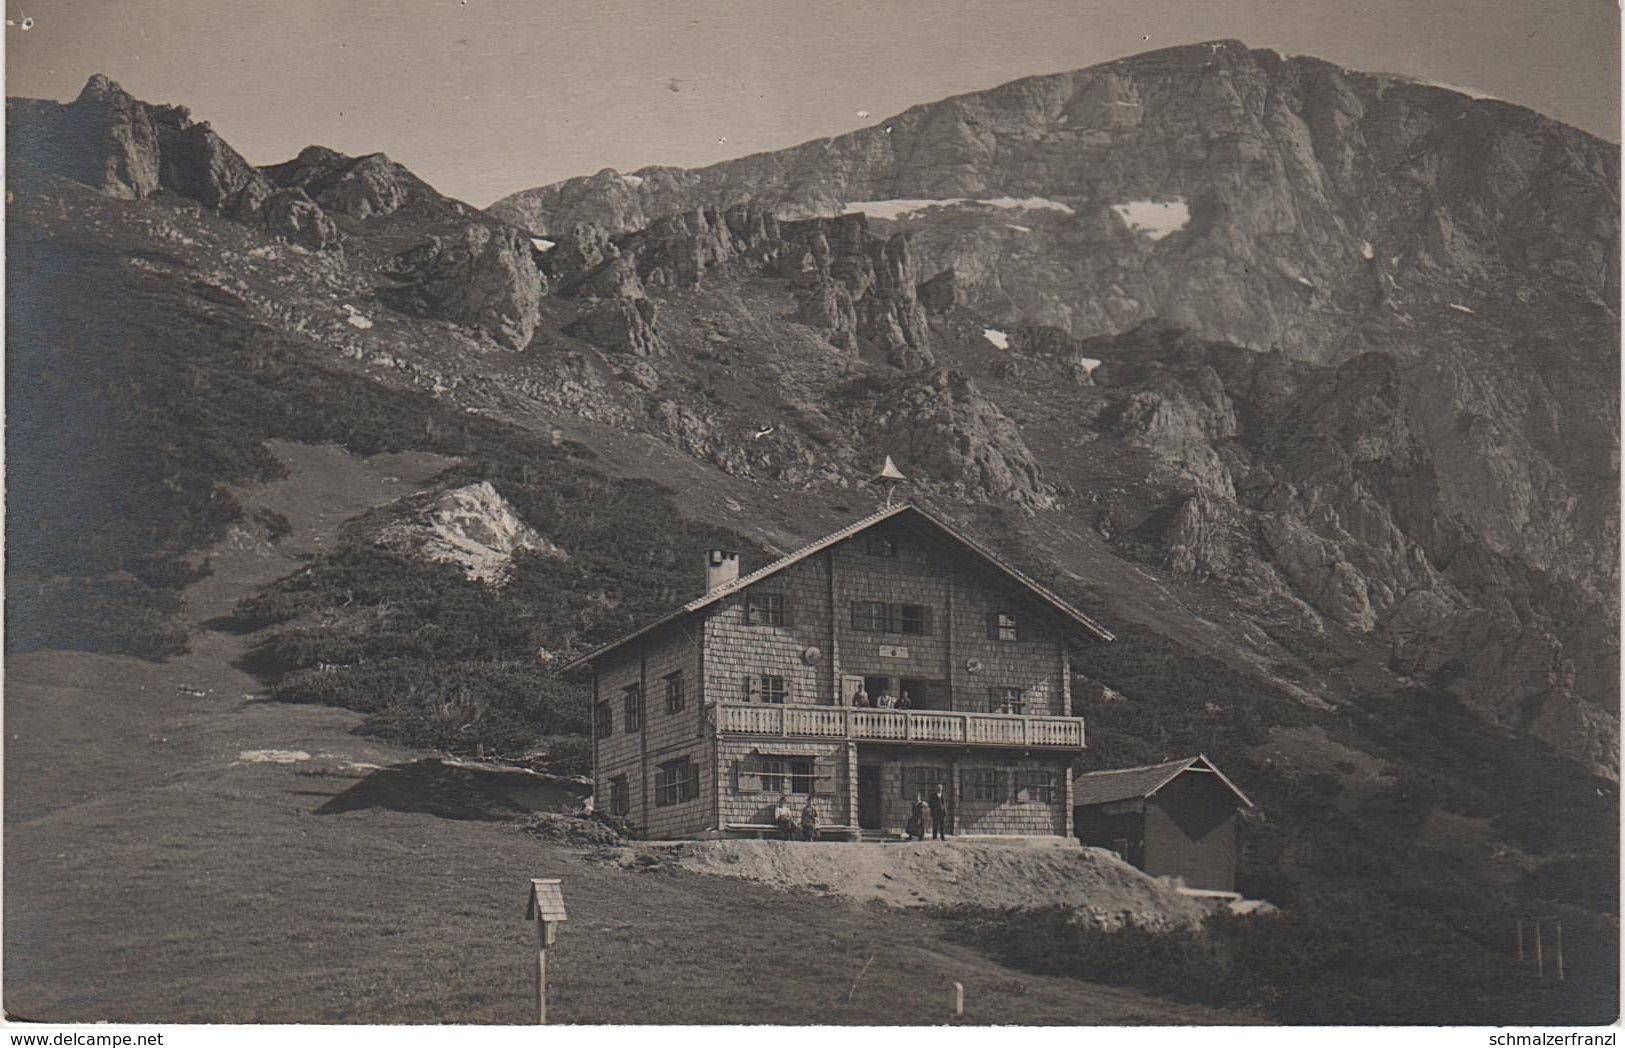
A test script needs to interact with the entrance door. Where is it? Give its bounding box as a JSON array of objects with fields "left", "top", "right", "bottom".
[
  {"left": 862, "top": 676, "right": 893, "bottom": 705},
  {"left": 857, "top": 765, "right": 883, "bottom": 830}
]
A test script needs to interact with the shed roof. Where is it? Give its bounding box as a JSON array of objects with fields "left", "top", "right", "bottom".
[
  {"left": 1073, "top": 754, "right": 1253, "bottom": 809},
  {"left": 561, "top": 502, "right": 1113, "bottom": 672}
]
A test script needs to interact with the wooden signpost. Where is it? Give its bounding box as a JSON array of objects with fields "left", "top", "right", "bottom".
[{"left": 526, "top": 878, "right": 568, "bottom": 1024}]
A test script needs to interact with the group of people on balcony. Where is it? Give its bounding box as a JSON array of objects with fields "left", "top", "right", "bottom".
[{"left": 850, "top": 684, "right": 910, "bottom": 710}]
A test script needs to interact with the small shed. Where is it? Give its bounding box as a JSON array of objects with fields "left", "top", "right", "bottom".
[{"left": 1073, "top": 755, "right": 1253, "bottom": 893}]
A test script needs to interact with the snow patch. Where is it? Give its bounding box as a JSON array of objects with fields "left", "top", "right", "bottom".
[
  {"left": 342, "top": 304, "right": 374, "bottom": 330},
  {"left": 237, "top": 749, "right": 311, "bottom": 764},
  {"left": 620, "top": 174, "right": 644, "bottom": 187},
  {"left": 982, "top": 328, "right": 1010, "bottom": 350},
  {"left": 1110, "top": 198, "right": 1190, "bottom": 240},
  {"left": 1005, "top": 223, "right": 1031, "bottom": 233},
  {"left": 530, "top": 237, "right": 557, "bottom": 254},
  {"left": 1076, "top": 357, "right": 1103, "bottom": 375},
  {"left": 841, "top": 196, "right": 1075, "bottom": 221},
  {"left": 1295, "top": 276, "right": 1315, "bottom": 289},
  {"left": 1362, "top": 241, "right": 1375, "bottom": 261},
  {"left": 1447, "top": 303, "right": 1476, "bottom": 314}
]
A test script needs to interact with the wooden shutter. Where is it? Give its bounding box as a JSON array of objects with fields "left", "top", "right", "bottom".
[
  {"left": 986, "top": 612, "right": 1000, "bottom": 640},
  {"left": 812, "top": 757, "right": 834, "bottom": 796}
]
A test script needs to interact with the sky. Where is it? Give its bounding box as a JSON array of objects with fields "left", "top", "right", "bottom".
[{"left": 5, "top": 0, "right": 1619, "bottom": 207}]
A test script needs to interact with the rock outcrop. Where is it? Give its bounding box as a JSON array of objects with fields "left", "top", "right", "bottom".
[
  {"left": 382, "top": 224, "right": 545, "bottom": 350},
  {"left": 6, "top": 75, "right": 348, "bottom": 252},
  {"left": 849, "top": 368, "right": 1050, "bottom": 505},
  {"left": 1083, "top": 324, "right": 1617, "bottom": 774},
  {"left": 8, "top": 74, "right": 166, "bottom": 200},
  {"left": 373, "top": 481, "right": 565, "bottom": 584},
  {"left": 263, "top": 145, "right": 436, "bottom": 220},
  {"left": 538, "top": 205, "right": 935, "bottom": 366},
  {"left": 258, "top": 188, "right": 340, "bottom": 251}
]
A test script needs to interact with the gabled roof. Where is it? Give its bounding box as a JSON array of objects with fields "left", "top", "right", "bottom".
[
  {"left": 561, "top": 502, "right": 1113, "bottom": 673},
  {"left": 1073, "top": 754, "right": 1254, "bottom": 809}
]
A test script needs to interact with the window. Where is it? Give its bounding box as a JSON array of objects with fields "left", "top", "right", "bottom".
[
  {"left": 851, "top": 600, "right": 889, "bottom": 632},
  {"left": 759, "top": 757, "right": 815, "bottom": 794},
  {"left": 759, "top": 675, "right": 788, "bottom": 704},
  {"left": 897, "top": 604, "right": 931, "bottom": 635},
  {"left": 988, "top": 687, "right": 1026, "bottom": 714},
  {"left": 900, "top": 765, "right": 949, "bottom": 800},
  {"left": 851, "top": 601, "right": 933, "bottom": 635},
  {"left": 988, "top": 611, "right": 1019, "bottom": 642},
  {"left": 747, "top": 592, "right": 788, "bottom": 627},
  {"left": 1016, "top": 769, "right": 1059, "bottom": 804},
  {"left": 655, "top": 758, "right": 700, "bottom": 806},
  {"left": 865, "top": 534, "right": 898, "bottom": 557},
  {"left": 745, "top": 755, "right": 827, "bottom": 794},
  {"left": 664, "top": 671, "right": 685, "bottom": 714},
  {"left": 608, "top": 775, "right": 630, "bottom": 816},
  {"left": 623, "top": 684, "right": 643, "bottom": 733},
  {"left": 966, "top": 769, "right": 1007, "bottom": 802},
  {"left": 594, "top": 700, "right": 613, "bottom": 737}
]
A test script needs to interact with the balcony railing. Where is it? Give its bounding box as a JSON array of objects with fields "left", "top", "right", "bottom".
[{"left": 716, "top": 702, "right": 1084, "bottom": 749}]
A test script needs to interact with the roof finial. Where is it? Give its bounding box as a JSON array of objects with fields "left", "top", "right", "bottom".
[{"left": 874, "top": 455, "right": 907, "bottom": 509}]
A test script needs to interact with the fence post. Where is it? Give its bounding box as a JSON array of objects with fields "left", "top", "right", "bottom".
[
  {"left": 1556, "top": 921, "right": 1565, "bottom": 981},
  {"left": 1535, "top": 919, "right": 1545, "bottom": 980},
  {"left": 1516, "top": 918, "right": 1524, "bottom": 962}
]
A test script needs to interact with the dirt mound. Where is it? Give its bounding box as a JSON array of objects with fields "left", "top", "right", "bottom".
[
  {"left": 660, "top": 837, "right": 1207, "bottom": 930},
  {"left": 516, "top": 812, "right": 624, "bottom": 846}
]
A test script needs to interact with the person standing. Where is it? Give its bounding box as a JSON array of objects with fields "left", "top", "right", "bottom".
[
  {"left": 928, "top": 784, "right": 948, "bottom": 841},
  {"left": 907, "top": 794, "right": 928, "bottom": 841},
  {"left": 851, "top": 686, "right": 870, "bottom": 708},
  {"left": 800, "top": 798, "right": 820, "bottom": 842}
]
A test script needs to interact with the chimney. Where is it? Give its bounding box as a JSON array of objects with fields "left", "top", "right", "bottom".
[{"left": 706, "top": 549, "right": 741, "bottom": 591}]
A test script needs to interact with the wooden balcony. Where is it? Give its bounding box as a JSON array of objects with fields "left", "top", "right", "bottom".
[{"left": 716, "top": 702, "right": 1084, "bottom": 749}]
